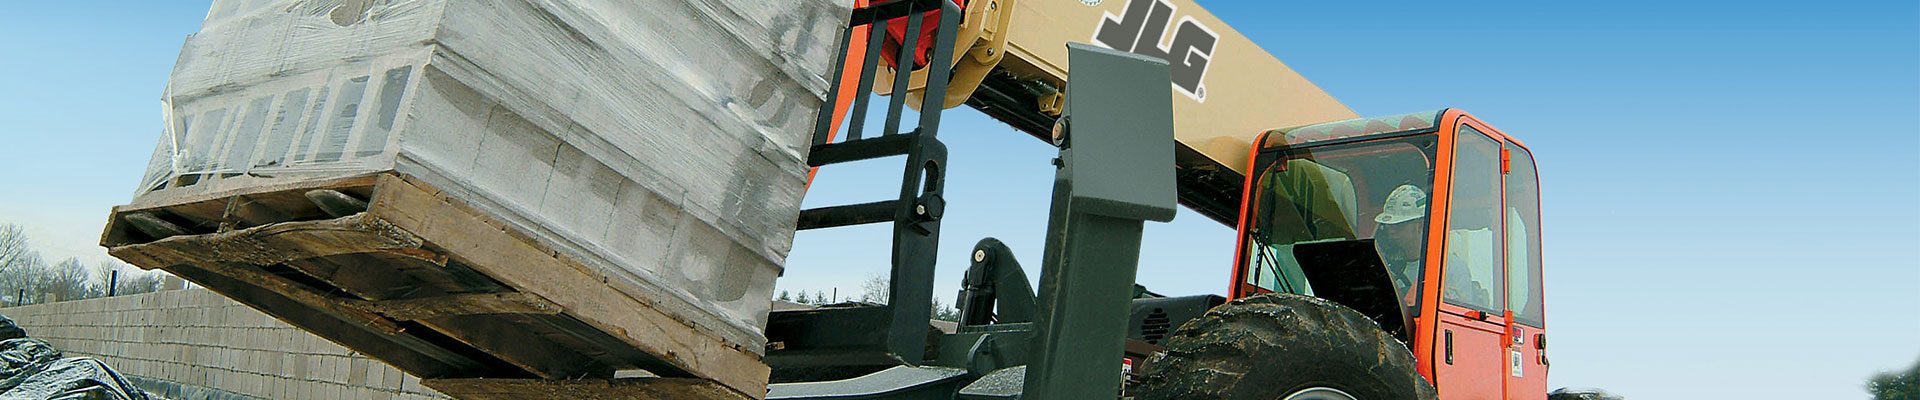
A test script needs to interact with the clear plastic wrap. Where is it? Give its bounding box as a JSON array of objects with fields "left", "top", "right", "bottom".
[{"left": 134, "top": 0, "right": 850, "bottom": 350}]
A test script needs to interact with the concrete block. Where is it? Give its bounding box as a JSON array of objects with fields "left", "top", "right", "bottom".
[{"left": 348, "top": 357, "right": 369, "bottom": 386}]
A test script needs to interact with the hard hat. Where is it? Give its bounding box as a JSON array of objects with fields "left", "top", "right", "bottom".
[{"left": 1374, "top": 184, "right": 1428, "bottom": 225}]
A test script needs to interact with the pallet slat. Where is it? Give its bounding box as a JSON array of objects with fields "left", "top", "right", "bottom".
[
  {"left": 424, "top": 377, "right": 752, "bottom": 400},
  {"left": 368, "top": 174, "right": 770, "bottom": 393},
  {"left": 109, "top": 213, "right": 438, "bottom": 270},
  {"left": 364, "top": 292, "right": 562, "bottom": 321},
  {"left": 160, "top": 262, "right": 492, "bottom": 377},
  {"left": 103, "top": 172, "right": 770, "bottom": 399}
]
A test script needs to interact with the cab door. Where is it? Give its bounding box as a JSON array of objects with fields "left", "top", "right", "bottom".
[
  {"left": 1503, "top": 142, "right": 1548, "bottom": 399},
  {"left": 1433, "top": 122, "right": 1509, "bottom": 399}
]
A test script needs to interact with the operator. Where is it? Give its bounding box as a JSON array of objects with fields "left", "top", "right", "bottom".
[{"left": 1373, "top": 184, "right": 1428, "bottom": 305}]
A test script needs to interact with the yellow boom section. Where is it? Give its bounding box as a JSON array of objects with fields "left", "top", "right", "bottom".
[
  {"left": 883, "top": 0, "right": 1355, "bottom": 222},
  {"left": 890, "top": 0, "right": 1359, "bottom": 175}
]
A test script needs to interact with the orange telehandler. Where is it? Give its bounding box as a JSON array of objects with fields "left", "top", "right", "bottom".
[
  {"left": 765, "top": 0, "right": 1556, "bottom": 399},
  {"left": 82, "top": 0, "right": 1576, "bottom": 398}
]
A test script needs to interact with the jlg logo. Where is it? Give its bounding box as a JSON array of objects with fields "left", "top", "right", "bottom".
[{"left": 1092, "top": 0, "right": 1219, "bottom": 102}]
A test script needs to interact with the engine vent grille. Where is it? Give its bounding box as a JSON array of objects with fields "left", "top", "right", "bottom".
[{"left": 1142, "top": 308, "right": 1172, "bottom": 344}]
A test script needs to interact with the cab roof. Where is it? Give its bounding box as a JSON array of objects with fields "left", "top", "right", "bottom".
[{"left": 1262, "top": 109, "right": 1446, "bottom": 149}]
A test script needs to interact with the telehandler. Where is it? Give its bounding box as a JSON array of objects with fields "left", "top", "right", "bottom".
[
  {"left": 97, "top": 0, "right": 1559, "bottom": 398},
  {"left": 765, "top": 0, "right": 1552, "bottom": 399}
]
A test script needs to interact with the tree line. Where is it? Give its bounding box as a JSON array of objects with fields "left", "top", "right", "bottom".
[
  {"left": 775, "top": 274, "right": 961, "bottom": 322},
  {"left": 0, "top": 223, "right": 170, "bottom": 306}
]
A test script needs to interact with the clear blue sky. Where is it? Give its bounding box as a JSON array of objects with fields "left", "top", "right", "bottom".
[{"left": 1, "top": 1, "right": 1915, "bottom": 399}]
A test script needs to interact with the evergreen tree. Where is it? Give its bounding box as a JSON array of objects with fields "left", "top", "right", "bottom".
[
  {"left": 929, "top": 297, "right": 961, "bottom": 322},
  {"left": 1869, "top": 359, "right": 1919, "bottom": 400}
]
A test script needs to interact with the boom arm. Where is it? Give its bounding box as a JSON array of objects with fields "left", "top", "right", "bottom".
[{"left": 853, "top": 0, "right": 1357, "bottom": 223}]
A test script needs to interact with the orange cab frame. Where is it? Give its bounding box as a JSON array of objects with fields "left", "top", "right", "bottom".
[{"left": 1228, "top": 109, "right": 1547, "bottom": 399}]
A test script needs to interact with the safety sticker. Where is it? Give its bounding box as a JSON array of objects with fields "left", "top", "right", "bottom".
[{"left": 1510, "top": 350, "right": 1524, "bottom": 378}]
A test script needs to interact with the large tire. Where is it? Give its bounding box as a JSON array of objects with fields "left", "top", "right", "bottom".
[
  {"left": 1133, "top": 294, "right": 1436, "bottom": 400},
  {"left": 1548, "top": 388, "right": 1622, "bottom": 400}
]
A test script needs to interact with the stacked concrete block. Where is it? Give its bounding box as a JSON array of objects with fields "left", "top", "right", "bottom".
[
  {"left": 3, "top": 290, "right": 447, "bottom": 399},
  {"left": 131, "top": 0, "right": 849, "bottom": 352}
]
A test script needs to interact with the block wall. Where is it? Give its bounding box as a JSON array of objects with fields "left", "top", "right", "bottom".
[{"left": 2, "top": 289, "right": 448, "bottom": 400}]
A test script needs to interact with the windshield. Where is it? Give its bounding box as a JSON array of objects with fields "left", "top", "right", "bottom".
[{"left": 1243, "top": 134, "right": 1438, "bottom": 309}]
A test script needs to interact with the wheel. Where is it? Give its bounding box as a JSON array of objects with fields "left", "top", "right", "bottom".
[
  {"left": 1132, "top": 293, "right": 1436, "bottom": 400},
  {"left": 1548, "top": 388, "right": 1622, "bottom": 400}
]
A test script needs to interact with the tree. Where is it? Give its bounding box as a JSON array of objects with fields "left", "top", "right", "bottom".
[
  {"left": 0, "top": 252, "right": 44, "bottom": 302},
  {"left": 1869, "top": 359, "right": 1919, "bottom": 400},
  {"left": 43, "top": 258, "right": 103, "bottom": 302},
  {"left": 860, "top": 274, "right": 889, "bottom": 304},
  {"left": 0, "top": 222, "right": 178, "bottom": 305},
  {"left": 0, "top": 223, "right": 35, "bottom": 275},
  {"left": 101, "top": 260, "right": 165, "bottom": 296},
  {"left": 0, "top": 257, "right": 116, "bottom": 304},
  {"left": 116, "top": 272, "right": 166, "bottom": 296},
  {"left": 776, "top": 290, "right": 793, "bottom": 302},
  {"left": 929, "top": 297, "right": 960, "bottom": 322}
]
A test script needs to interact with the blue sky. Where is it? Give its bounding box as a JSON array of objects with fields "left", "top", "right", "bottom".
[{"left": 1, "top": 1, "right": 1915, "bottom": 399}]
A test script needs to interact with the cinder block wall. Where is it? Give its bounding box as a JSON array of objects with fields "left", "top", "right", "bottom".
[{"left": 2, "top": 289, "right": 448, "bottom": 400}]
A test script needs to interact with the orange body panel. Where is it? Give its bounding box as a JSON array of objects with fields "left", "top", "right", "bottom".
[
  {"left": 1436, "top": 302, "right": 1510, "bottom": 398},
  {"left": 1429, "top": 112, "right": 1547, "bottom": 400}
]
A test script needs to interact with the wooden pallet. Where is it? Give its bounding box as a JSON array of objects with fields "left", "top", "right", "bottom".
[{"left": 101, "top": 173, "right": 767, "bottom": 400}]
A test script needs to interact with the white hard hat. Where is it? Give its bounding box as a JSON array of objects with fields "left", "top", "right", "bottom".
[{"left": 1374, "top": 184, "right": 1428, "bottom": 225}]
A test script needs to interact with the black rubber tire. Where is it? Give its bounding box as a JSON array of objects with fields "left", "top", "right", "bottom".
[
  {"left": 1548, "top": 388, "right": 1622, "bottom": 400},
  {"left": 1132, "top": 294, "right": 1436, "bottom": 400}
]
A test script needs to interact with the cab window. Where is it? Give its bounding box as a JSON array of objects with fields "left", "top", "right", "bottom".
[
  {"left": 1244, "top": 134, "right": 1437, "bottom": 307},
  {"left": 1442, "top": 125, "right": 1504, "bottom": 313},
  {"left": 1506, "top": 144, "right": 1545, "bottom": 326}
]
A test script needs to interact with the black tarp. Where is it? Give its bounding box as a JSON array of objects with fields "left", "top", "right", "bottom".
[
  {"left": 0, "top": 314, "right": 149, "bottom": 400},
  {"left": 0, "top": 315, "right": 25, "bottom": 341}
]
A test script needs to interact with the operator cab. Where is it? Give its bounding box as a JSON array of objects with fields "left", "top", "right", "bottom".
[{"left": 1231, "top": 109, "right": 1548, "bottom": 394}]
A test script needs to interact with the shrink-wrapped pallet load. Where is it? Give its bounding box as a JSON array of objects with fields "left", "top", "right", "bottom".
[{"left": 102, "top": 0, "right": 848, "bottom": 397}]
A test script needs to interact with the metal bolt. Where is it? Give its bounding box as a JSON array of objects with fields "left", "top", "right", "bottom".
[
  {"left": 1051, "top": 116, "right": 1070, "bottom": 147},
  {"left": 916, "top": 204, "right": 927, "bottom": 215},
  {"left": 973, "top": 249, "right": 987, "bottom": 263}
]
